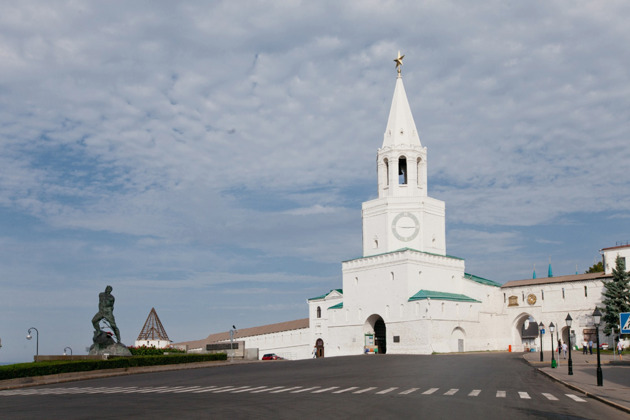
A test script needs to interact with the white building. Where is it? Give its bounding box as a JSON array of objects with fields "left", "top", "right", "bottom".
[{"left": 176, "top": 58, "right": 624, "bottom": 359}]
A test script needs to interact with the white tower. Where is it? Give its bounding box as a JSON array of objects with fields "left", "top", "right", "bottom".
[{"left": 362, "top": 53, "right": 446, "bottom": 257}]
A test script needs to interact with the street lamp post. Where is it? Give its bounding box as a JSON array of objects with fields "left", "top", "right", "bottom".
[
  {"left": 229, "top": 325, "right": 237, "bottom": 362},
  {"left": 64, "top": 347, "right": 73, "bottom": 356},
  {"left": 593, "top": 308, "right": 603, "bottom": 386},
  {"left": 565, "top": 314, "right": 573, "bottom": 375},
  {"left": 538, "top": 322, "right": 545, "bottom": 362},
  {"left": 550, "top": 322, "right": 556, "bottom": 368},
  {"left": 26, "top": 327, "right": 39, "bottom": 360}
]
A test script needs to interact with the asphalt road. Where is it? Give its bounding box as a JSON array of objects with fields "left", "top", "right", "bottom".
[{"left": 1, "top": 353, "right": 626, "bottom": 419}]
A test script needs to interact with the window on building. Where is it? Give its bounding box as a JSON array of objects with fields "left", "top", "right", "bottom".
[
  {"left": 522, "top": 292, "right": 525, "bottom": 301},
  {"left": 390, "top": 271, "right": 394, "bottom": 281},
  {"left": 398, "top": 156, "right": 407, "bottom": 185},
  {"left": 417, "top": 157, "right": 423, "bottom": 186},
  {"left": 316, "top": 306, "right": 321, "bottom": 319},
  {"left": 503, "top": 293, "right": 506, "bottom": 303},
  {"left": 584, "top": 286, "right": 588, "bottom": 297},
  {"left": 562, "top": 288, "right": 565, "bottom": 299},
  {"left": 541, "top": 290, "right": 544, "bottom": 300},
  {"left": 384, "top": 158, "right": 389, "bottom": 186}
]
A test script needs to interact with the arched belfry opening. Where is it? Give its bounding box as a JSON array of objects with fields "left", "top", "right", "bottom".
[
  {"left": 384, "top": 158, "right": 389, "bottom": 186},
  {"left": 416, "top": 156, "right": 423, "bottom": 187},
  {"left": 398, "top": 156, "right": 407, "bottom": 185},
  {"left": 364, "top": 314, "right": 387, "bottom": 354}
]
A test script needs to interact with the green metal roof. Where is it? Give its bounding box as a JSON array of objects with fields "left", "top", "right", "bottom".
[
  {"left": 464, "top": 273, "right": 501, "bottom": 287},
  {"left": 308, "top": 289, "right": 343, "bottom": 301},
  {"left": 343, "top": 247, "right": 464, "bottom": 263},
  {"left": 327, "top": 302, "right": 343, "bottom": 310},
  {"left": 408, "top": 289, "right": 480, "bottom": 303}
]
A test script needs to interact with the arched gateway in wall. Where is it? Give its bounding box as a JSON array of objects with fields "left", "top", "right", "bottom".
[
  {"left": 315, "top": 338, "right": 324, "bottom": 358},
  {"left": 364, "top": 314, "right": 387, "bottom": 354},
  {"left": 512, "top": 313, "right": 540, "bottom": 352}
]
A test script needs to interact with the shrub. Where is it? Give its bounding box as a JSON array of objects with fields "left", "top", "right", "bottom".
[
  {"left": 0, "top": 353, "right": 227, "bottom": 380},
  {"left": 127, "top": 345, "right": 186, "bottom": 356}
]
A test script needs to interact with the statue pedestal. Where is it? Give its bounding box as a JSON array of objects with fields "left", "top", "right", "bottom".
[{"left": 89, "top": 331, "right": 132, "bottom": 356}]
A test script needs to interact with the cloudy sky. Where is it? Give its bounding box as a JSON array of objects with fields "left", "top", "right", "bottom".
[{"left": 1, "top": 1, "right": 629, "bottom": 363}]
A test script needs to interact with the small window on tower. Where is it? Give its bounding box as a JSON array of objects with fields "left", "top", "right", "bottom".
[
  {"left": 384, "top": 158, "right": 389, "bottom": 186},
  {"left": 316, "top": 306, "right": 321, "bottom": 319},
  {"left": 398, "top": 156, "right": 407, "bottom": 185},
  {"left": 417, "top": 157, "right": 423, "bottom": 187}
]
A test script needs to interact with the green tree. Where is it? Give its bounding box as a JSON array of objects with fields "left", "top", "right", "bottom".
[
  {"left": 585, "top": 261, "right": 603, "bottom": 273},
  {"left": 602, "top": 256, "right": 630, "bottom": 336}
]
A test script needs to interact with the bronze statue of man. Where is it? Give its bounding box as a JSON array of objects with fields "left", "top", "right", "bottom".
[{"left": 91, "top": 285, "right": 121, "bottom": 343}]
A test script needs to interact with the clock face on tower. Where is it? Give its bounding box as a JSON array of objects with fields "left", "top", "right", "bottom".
[{"left": 391, "top": 212, "right": 420, "bottom": 242}]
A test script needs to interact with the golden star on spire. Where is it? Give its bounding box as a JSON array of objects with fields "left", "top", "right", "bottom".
[{"left": 394, "top": 51, "right": 405, "bottom": 75}]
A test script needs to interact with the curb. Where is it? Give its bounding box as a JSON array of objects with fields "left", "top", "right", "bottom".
[
  {"left": 523, "top": 354, "right": 630, "bottom": 415},
  {"left": 534, "top": 368, "right": 630, "bottom": 414}
]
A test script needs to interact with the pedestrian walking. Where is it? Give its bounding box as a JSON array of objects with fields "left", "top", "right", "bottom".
[
  {"left": 588, "top": 340, "right": 593, "bottom": 355},
  {"left": 562, "top": 342, "right": 568, "bottom": 359},
  {"left": 617, "top": 340, "right": 623, "bottom": 360},
  {"left": 582, "top": 340, "right": 587, "bottom": 355}
]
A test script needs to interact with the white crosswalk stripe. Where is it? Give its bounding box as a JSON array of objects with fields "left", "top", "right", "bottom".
[
  {"left": 518, "top": 392, "right": 531, "bottom": 399},
  {"left": 190, "top": 386, "right": 220, "bottom": 393},
  {"left": 333, "top": 387, "right": 358, "bottom": 394},
  {"left": 376, "top": 387, "right": 398, "bottom": 395},
  {"left": 232, "top": 386, "right": 266, "bottom": 393},
  {"left": 399, "top": 388, "right": 419, "bottom": 395},
  {"left": 542, "top": 393, "right": 558, "bottom": 401},
  {"left": 353, "top": 387, "right": 377, "bottom": 394},
  {"left": 312, "top": 386, "right": 339, "bottom": 393},
  {"left": 422, "top": 388, "right": 439, "bottom": 395},
  {"left": 214, "top": 386, "right": 249, "bottom": 393},
  {"left": 271, "top": 386, "right": 303, "bottom": 393},
  {"left": 291, "top": 386, "right": 320, "bottom": 393},
  {"left": 251, "top": 386, "right": 284, "bottom": 393},
  {"left": 565, "top": 394, "right": 587, "bottom": 402},
  {"left": 469, "top": 389, "right": 481, "bottom": 397},
  {"left": 444, "top": 389, "right": 458, "bottom": 396},
  {"left": 496, "top": 390, "right": 506, "bottom": 398}
]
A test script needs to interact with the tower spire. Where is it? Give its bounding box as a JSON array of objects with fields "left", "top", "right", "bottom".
[{"left": 383, "top": 51, "right": 421, "bottom": 148}]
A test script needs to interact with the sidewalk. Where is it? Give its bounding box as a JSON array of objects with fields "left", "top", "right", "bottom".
[{"left": 524, "top": 350, "right": 630, "bottom": 414}]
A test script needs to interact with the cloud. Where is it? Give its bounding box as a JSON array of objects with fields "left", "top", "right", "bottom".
[{"left": 2, "top": 0, "right": 630, "bottom": 362}]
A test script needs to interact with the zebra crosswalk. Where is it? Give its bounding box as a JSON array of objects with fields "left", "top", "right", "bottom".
[{"left": 0, "top": 385, "right": 588, "bottom": 402}]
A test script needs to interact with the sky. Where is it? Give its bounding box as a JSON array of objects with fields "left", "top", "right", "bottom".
[{"left": 1, "top": 1, "right": 630, "bottom": 363}]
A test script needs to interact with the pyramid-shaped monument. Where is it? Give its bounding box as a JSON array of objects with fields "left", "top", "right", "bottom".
[{"left": 136, "top": 308, "right": 171, "bottom": 347}]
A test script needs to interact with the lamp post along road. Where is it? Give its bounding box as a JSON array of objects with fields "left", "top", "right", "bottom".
[
  {"left": 230, "top": 326, "right": 237, "bottom": 362},
  {"left": 64, "top": 347, "right": 73, "bottom": 356},
  {"left": 26, "top": 327, "right": 39, "bottom": 360},
  {"left": 549, "top": 322, "right": 556, "bottom": 368},
  {"left": 538, "top": 322, "right": 544, "bottom": 362},
  {"left": 593, "top": 308, "right": 603, "bottom": 386},
  {"left": 565, "top": 314, "right": 573, "bottom": 375}
]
